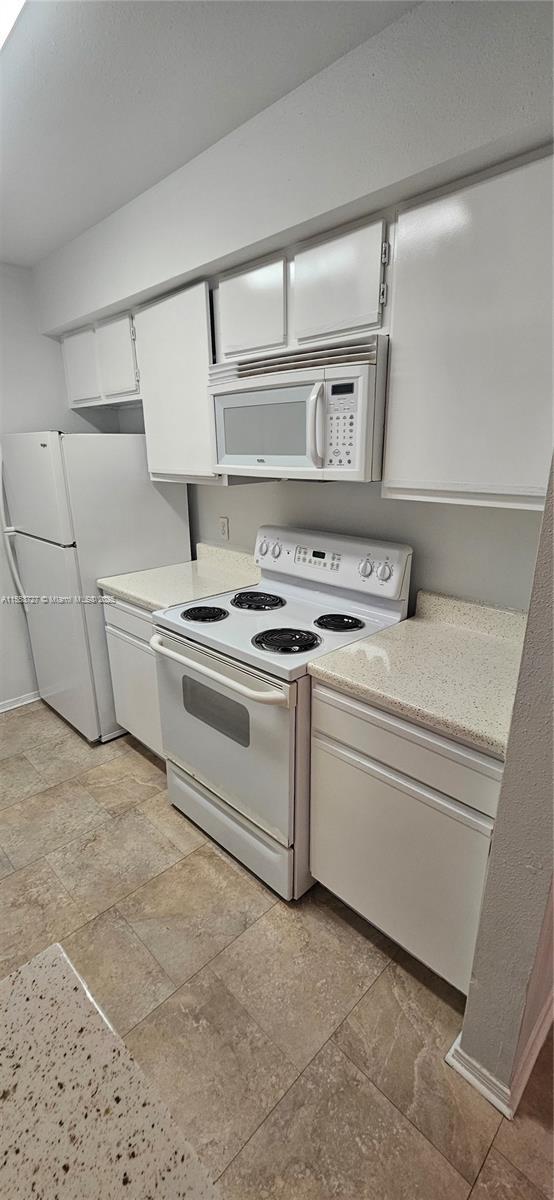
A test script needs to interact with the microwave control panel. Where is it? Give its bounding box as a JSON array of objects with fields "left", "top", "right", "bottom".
[{"left": 325, "top": 384, "right": 359, "bottom": 468}]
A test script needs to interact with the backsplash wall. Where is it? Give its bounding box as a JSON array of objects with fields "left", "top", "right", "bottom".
[{"left": 189, "top": 480, "right": 541, "bottom": 611}]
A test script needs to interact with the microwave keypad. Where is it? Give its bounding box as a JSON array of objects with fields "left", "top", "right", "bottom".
[{"left": 326, "top": 395, "right": 357, "bottom": 467}]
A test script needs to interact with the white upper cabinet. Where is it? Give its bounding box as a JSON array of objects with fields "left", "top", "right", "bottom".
[
  {"left": 218, "top": 259, "right": 286, "bottom": 357},
  {"left": 134, "top": 283, "right": 217, "bottom": 481},
  {"left": 292, "top": 221, "right": 385, "bottom": 343},
  {"left": 96, "top": 315, "right": 140, "bottom": 398},
  {"left": 383, "top": 156, "right": 552, "bottom": 508},
  {"left": 62, "top": 328, "right": 101, "bottom": 405}
]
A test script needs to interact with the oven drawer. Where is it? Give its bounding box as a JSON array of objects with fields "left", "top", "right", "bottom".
[
  {"left": 311, "top": 684, "right": 502, "bottom": 817},
  {"left": 168, "top": 761, "right": 294, "bottom": 899},
  {"left": 152, "top": 631, "right": 297, "bottom": 845},
  {"left": 310, "top": 734, "right": 493, "bottom": 993}
]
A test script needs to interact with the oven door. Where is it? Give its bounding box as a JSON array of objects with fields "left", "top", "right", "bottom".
[
  {"left": 151, "top": 632, "right": 297, "bottom": 845},
  {"left": 213, "top": 369, "right": 325, "bottom": 477}
]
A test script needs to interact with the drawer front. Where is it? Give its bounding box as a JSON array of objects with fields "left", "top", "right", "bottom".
[
  {"left": 312, "top": 685, "right": 502, "bottom": 818},
  {"left": 104, "top": 599, "right": 154, "bottom": 642},
  {"left": 106, "top": 627, "right": 163, "bottom": 757},
  {"left": 310, "top": 735, "right": 492, "bottom": 993}
]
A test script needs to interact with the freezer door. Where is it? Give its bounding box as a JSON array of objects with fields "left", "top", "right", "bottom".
[
  {"left": 14, "top": 534, "right": 99, "bottom": 740},
  {"left": 2, "top": 432, "right": 74, "bottom": 544}
]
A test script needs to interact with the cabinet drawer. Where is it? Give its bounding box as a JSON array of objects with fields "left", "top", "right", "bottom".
[
  {"left": 310, "top": 735, "right": 492, "bottom": 993},
  {"left": 106, "top": 626, "right": 163, "bottom": 757},
  {"left": 312, "top": 685, "right": 502, "bottom": 818},
  {"left": 104, "top": 599, "right": 154, "bottom": 641}
]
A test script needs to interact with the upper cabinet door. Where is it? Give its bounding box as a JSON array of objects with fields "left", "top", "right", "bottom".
[
  {"left": 134, "top": 283, "right": 216, "bottom": 480},
  {"left": 292, "top": 221, "right": 385, "bottom": 342},
  {"left": 96, "top": 315, "right": 139, "bottom": 398},
  {"left": 218, "top": 259, "right": 286, "bottom": 357},
  {"left": 62, "top": 329, "right": 101, "bottom": 405},
  {"left": 383, "top": 156, "right": 552, "bottom": 508}
]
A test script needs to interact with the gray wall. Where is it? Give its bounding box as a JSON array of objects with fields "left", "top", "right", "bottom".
[
  {"left": 459, "top": 463, "right": 553, "bottom": 1088},
  {"left": 189, "top": 480, "right": 541, "bottom": 611}
]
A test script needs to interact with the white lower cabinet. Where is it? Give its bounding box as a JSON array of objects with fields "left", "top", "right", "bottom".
[
  {"left": 105, "top": 601, "right": 163, "bottom": 757},
  {"left": 310, "top": 685, "right": 500, "bottom": 993}
]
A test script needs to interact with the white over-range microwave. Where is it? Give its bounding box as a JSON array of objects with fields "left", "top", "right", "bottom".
[{"left": 210, "top": 335, "right": 389, "bottom": 481}]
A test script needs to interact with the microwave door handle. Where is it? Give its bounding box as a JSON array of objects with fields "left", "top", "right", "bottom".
[
  {"left": 306, "top": 382, "right": 324, "bottom": 468},
  {"left": 150, "top": 634, "right": 289, "bottom": 707}
]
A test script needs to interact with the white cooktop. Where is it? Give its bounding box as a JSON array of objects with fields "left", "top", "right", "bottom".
[{"left": 153, "top": 526, "right": 413, "bottom": 683}]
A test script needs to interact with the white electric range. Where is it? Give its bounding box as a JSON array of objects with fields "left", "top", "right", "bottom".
[{"left": 151, "top": 526, "right": 412, "bottom": 899}]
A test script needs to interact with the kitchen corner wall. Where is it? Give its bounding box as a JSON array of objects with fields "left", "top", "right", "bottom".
[
  {"left": 457, "top": 463, "right": 553, "bottom": 1100},
  {"left": 0, "top": 263, "right": 119, "bottom": 708},
  {"left": 188, "top": 481, "right": 541, "bottom": 612}
]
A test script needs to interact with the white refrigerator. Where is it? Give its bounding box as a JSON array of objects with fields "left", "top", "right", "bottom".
[{"left": 2, "top": 432, "right": 191, "bottom": 741}]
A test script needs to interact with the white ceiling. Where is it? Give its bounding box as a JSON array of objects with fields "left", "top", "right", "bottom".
[{"left": 0, "top": 0, "right": 418, "bottom": 267}]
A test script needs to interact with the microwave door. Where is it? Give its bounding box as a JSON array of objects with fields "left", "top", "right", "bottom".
[{"left": 214, "top": 374, "right": 325, "bottom": 476}]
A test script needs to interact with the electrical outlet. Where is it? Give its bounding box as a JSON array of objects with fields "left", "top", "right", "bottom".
[{"left": 218, "top": 516, "right": 230, "bottom": 541}]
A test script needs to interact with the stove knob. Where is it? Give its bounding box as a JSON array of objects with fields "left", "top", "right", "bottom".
[
  {"left": 259, "top": 539, "right": 269, "bottom": 556},
  {"left": 271, "top": 542, "right": 281, "bottom": 559},
  {"left": 359, "top": 558, "right": 373, "bottom": 578},
  {"left": 377, "top": 562, "right": 392, "bottom": 581}
]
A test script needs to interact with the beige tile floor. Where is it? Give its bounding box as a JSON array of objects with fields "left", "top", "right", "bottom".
[{"left": 0, "top": 699, "right": 552, "bottom": 1198}]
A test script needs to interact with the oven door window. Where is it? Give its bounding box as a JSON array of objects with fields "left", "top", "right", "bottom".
[{"left": 182, "top": 676, "right": 250, "bottom": 748}]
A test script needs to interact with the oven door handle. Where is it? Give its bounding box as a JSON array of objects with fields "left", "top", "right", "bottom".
[
  {"left": 150, "top": 634, "right": 290, "bottom": 707},
  {"left": 306, "top": 381, "right": 324, "bottom": 468}
]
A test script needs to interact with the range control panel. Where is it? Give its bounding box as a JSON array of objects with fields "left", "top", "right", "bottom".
[
  {"left": 254, "top": 526, "right": 413, "bottom": 604},
  {"left": 325, "top": 386, "right": 359, "bottom": 469}
]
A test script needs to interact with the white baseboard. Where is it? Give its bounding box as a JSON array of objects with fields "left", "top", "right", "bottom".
[
  {"left": 0, "top": 690, "right": 40, "bottom": 714},
  {"left": 446, "top": 991, "right": 554, "bottom": 1119}
]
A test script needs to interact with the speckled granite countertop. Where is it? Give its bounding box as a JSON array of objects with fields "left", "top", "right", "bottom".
[
  {"left": 98, "top": 543, "right": 259, "bottom": 611},
  {"left": 309, "top": 591, "right": 527, "bottom": 760},
  {"left": 0, "top": 943, "right": 218, "bottom": 1199}
]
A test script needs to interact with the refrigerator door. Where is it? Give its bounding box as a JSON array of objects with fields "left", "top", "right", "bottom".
[
  {"left": 62, "top": 434, "right": 190, "bottom": 739},
  {"left": 14, "top": 534, "right": 99, "bottom": 740},
  {"left": 2, "top": 432, "right": 74, "bottom": 544}
]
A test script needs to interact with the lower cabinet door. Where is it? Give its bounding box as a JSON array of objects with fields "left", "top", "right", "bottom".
[
  {"left": 310, "top": 735, "right": 493, "bottom": 993},
  {"left": 106, "top": 626, "right": 163, "bottom": 758}
]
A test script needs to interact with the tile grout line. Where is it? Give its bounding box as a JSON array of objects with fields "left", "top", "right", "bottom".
[
  {"left": 0, "top": 779, "right": 174, "bottom": 888},
  {"left": 0, "top": 728, "right": 162, "bottom": 813},
  {"left": 121, "top": 889, "right": 282, "bottom": 1042},
  {"left": 483, "top": 1146, "right": 552, "bottom": 1200},
  {"left": 48, "top": 831, "right": 275, "bottom": 982},
  {"left": 467, "top": 1144, "right": 495, "bottom": 1199},
  {"left": 0, "top": 756, "right": 160, "bottom": 830},
  {"left": 208, "top": 923, "right": 393, "bottom": 1074},
  {"left": 41, "top": 835, "right": 194, "bottom": 941},
  {"left": 335, "top": 1038, "right": 479, "bottom": 1192},
  {"left": 210, "top": 935, "right": 396, "bottom": 1183}
]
